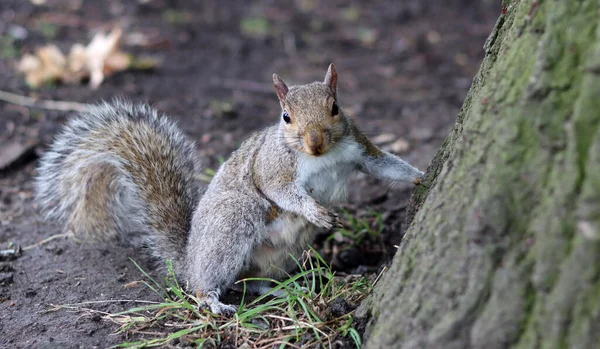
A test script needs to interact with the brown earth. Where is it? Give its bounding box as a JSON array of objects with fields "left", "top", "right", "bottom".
[{"left": 0, "top": 0, "right": 498, "bottom": 347}]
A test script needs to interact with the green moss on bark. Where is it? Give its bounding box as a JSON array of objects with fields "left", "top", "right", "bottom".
[{"left": 362, "top": 1, "right": 600, "bottom": 348}]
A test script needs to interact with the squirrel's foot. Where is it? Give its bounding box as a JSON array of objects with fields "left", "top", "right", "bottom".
[
  {"left": 307, "top": 205, "right": 342, "bottom": 230},
  {"left": 206, "top": 301, "right": 237, "bottom": 316},
  {"left": 413, "top": 176, "right": 423, "bottom": 186},
  {"left": 196, "top": 290, "right": 237, "bottom": 316}
]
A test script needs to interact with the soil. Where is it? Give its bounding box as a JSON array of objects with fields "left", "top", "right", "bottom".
[{"left": 0, "top": 1, "right": 498, "bottom": 348}]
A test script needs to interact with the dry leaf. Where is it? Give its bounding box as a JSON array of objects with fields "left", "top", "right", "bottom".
[
  {"left": 104, "top": 51, "right": 132, "bottom": 75},
  {"left": 18, "top": 45, "right": 66, "bottom": 87},
  {"left": 84, "top": 28, "right": 125, "bottom": 88},
  {"left": 66, "top": 43, "right": 88, "bottom": 83},
  {"left": 17, "top": 27, "right": 142, "bottom": 88}
]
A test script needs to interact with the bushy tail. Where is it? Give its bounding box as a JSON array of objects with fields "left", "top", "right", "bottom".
[{"left": 36, "top": 100, "right": 200, "bottom": 263}]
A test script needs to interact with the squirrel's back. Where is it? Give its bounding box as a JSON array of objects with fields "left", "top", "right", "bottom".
[{"left": 36, "top": 100, "right": 199, "bottom": 263}]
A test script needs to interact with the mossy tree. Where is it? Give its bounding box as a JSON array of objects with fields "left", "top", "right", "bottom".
[{"left": 361, "top": 1, "right": 600, "bottom": 348}]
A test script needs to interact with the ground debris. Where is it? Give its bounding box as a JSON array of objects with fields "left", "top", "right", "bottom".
[
  {"left": 0, "top": 140, "right": 39, "bottom": 172},
  {"left": 0, "top": 246, "right": 22, "bottom": 261},
  {"left": 17, "top": 28, "right": 157, "bottom": 89}
]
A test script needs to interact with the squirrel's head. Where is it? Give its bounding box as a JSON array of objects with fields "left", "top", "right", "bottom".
[{"left": 273, "top": 63, "right": 346, "bottom": 157}]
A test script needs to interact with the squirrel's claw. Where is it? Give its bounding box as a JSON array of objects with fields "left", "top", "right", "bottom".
[
  {"left": 308, "top": 205, "right": 340, "bottom": 230},
  {"left": 196, "top": 291, "right": 237, "bottom": 316},
  {"left": 207, "top": 302, "right": 237, "bottom": 316},
  {"left": 413, "top": 176, "right": 423, "bottom": 186}
]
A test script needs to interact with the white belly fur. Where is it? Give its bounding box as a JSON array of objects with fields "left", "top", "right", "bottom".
[
  {"left": 298, "top": 136, "right": 363, "bottom": 206},
  {"left": 256, "top": 138, "right": 363, "bottom": 276}
]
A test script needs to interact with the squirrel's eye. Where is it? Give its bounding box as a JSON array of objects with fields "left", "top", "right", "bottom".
[
  {"left": 331, "top": 102, "right": 339, "bottom": 116},
  {"left": 283, "top": 111, "right": 291, "bottom": 124}
]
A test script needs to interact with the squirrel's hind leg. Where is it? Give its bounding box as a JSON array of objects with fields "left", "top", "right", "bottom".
[{"left": 185, "top": 195, "right": 268, "bottom": 315}]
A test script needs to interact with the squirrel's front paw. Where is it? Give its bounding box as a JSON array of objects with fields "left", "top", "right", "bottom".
[
  {"left": 307, "top": 205, "right": 342, "bottom": 229},
  {"left": 413, "top": 176, "right": 423, "bottom": 185}
]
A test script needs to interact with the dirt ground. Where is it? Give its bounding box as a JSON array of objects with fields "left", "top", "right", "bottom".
[{"left": 0, "top": 1, "right": 498, "bottom": 348}]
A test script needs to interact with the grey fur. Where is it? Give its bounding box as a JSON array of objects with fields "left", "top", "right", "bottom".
[
  {"left": 36, "top": 65, "right": 424, "bottom": 315},
  {"left": 36, "top": 99, "right": 199, "bottom": 265}
]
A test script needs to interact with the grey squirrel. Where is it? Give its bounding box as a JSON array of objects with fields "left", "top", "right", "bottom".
[{"left": 36, "top": 64, "right": 424, "bottom": 314}]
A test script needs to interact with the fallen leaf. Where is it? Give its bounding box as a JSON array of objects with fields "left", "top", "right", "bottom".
[
  {"left": 104, "top": 51, "right": 132, "bottom": 75},
  {"left": 18, "top": 45, "right": 66, "bottom": 87},
  {"left": 83, "top": 28, "right": 125, "bottom": 88},
  {"left": 17, "top": 27, "right": 152, "bottom": 88}
]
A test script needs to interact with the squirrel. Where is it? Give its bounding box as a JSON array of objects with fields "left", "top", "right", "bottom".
[{"left": 35, "top": 64, "right": 424, "bottom": 315}]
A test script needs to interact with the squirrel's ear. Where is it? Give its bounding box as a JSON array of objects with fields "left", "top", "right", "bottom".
[
  {"left": 273, "top": 74, "right": 289, "bottom": 103},
  {"left": 324, "top": 63, "right": 338, "bottom": 100}
]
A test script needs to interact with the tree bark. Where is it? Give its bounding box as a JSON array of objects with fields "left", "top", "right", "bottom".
[{"left": 360, "top": 1, "right": 600, "bottom": 348}]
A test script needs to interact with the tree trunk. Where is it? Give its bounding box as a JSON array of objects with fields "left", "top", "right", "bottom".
[{"left": 360, "top": 1, "right": 600, "bottom": 348}]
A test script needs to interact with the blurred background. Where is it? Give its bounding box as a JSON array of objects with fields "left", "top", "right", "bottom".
[{"left": 0, "top": 1, "right": 499, "bottom": 345}]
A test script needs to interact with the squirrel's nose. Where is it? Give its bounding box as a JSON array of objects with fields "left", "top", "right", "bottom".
[{"left": 304, "top": 130, "right": 324, "bottom": 156}]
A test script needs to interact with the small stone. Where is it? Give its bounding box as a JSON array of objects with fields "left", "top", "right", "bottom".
[
  {"left": 384, "top": 139, "right": 410, "bottom": 153},
  {"left": 0, "top": 272, "right": 13, "bottom": 284},
  {"left": 0, "top": 263, "right": 14, "bottom": 272},
  {"left": 426, "top": 30, "right": 441, "bottom": 44},
  {"left": 412, "top": 127, "right": 434, "bottom": 141},
  {"left": 372, "top": 133, "right": 397, "bottom": 145},
  {"left": 330, "top": 297, "right": 356, "bottom": 317},
  {"left": 0, "top": 141, "right": 38, "bottom": 171},
  {"left": 200, "top": 133, "right": 212, "bottom": 144}
]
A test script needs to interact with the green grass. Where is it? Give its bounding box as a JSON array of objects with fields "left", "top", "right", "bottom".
[
  {"left": 35, "top": 21, "right": 59, "bottom": 39},
  {"left": 163, "top": 9, "right": 191, "bottom": 25},
  {"left": 0, "top": 35, "right": 18, "bottom": 59},
  {"left": 329, "top": 209, "right": 385, "bottom": 247},
  {"left": 50, "top": 249, "right": 373, "bottom": 348},
  {"left": 240, "top": 17, "right": 271, "bottom": 39},
  {"left": 195, "top": 157, "right": 225, "bottom": 183}
]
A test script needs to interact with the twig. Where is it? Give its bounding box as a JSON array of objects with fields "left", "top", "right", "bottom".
[
  {"left": 23, "top": 232, "right": 74, "bottom": 251},
  {"left": 46, "top": 304, "right": 113, "bottom": 315},
  {"left": 372, "top": 266, "right": 387, "bottom": 287},
  {"left": 55, "top": 299, "right": 161, "bottom": 306},
  {"left": 0, "top": 90, "right": 91, "bottom": 112}
]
